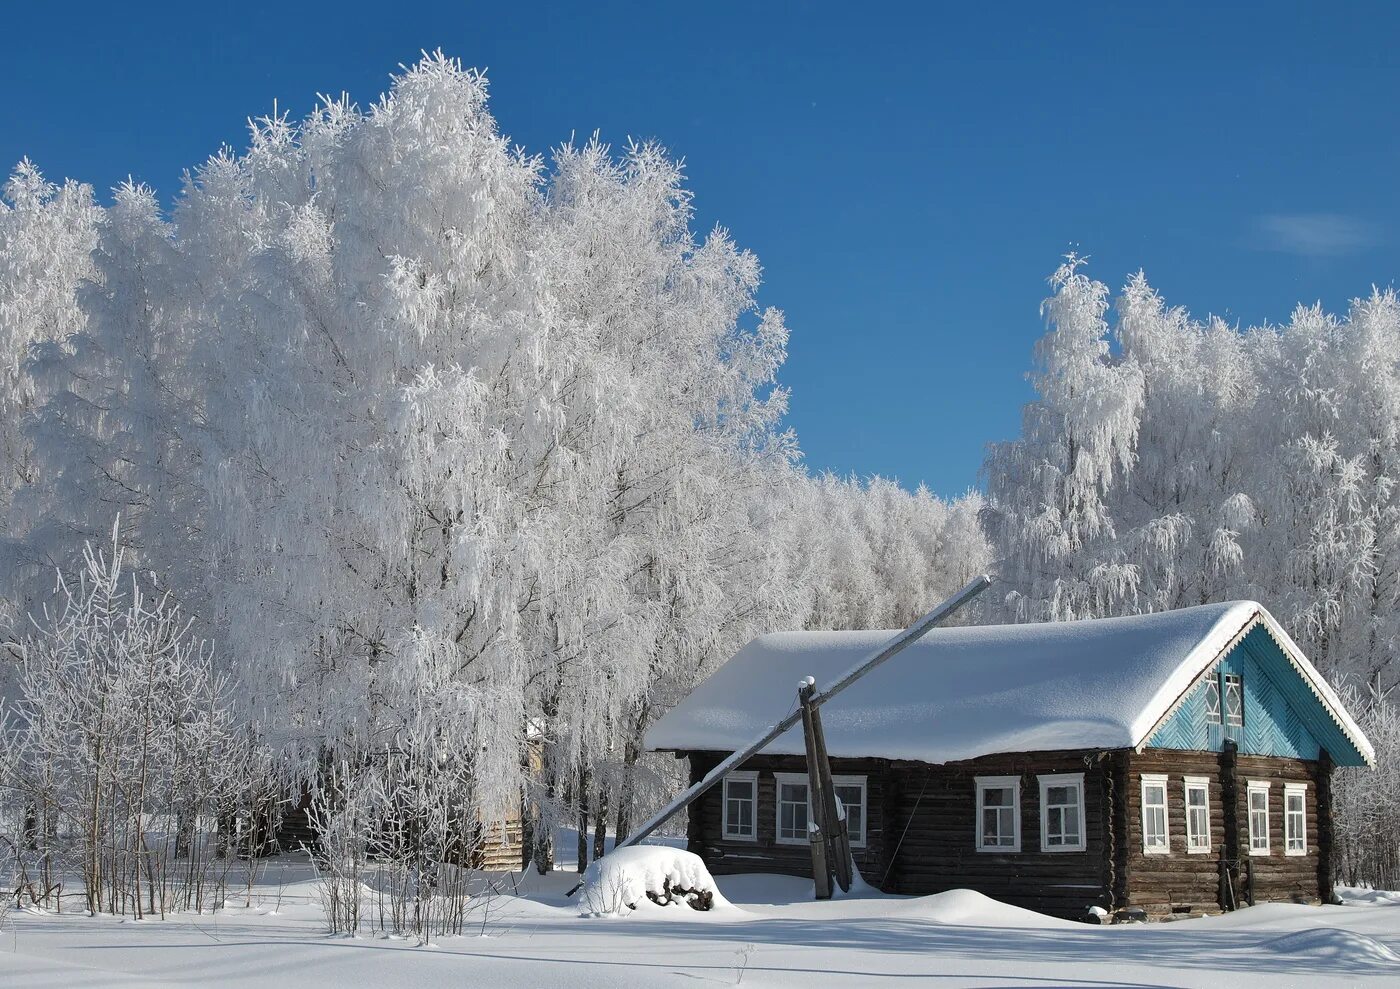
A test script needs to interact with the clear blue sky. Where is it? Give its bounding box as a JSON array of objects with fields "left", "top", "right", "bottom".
[{"left": 5, "top": 2, "right": 1398, "bottom": 497}]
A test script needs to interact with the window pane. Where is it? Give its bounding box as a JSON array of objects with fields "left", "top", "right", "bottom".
[
  {"left": 1143, "top": 779, "right": 1168, "bottom": 850},
  {"left": 1249, "top": 788, "right": 1269, "bottom": 849},
  {"left": 835, "top": 784, "right": 864, "bottom": 844},
  {"left": 979, "top": 785, "right": 1016, "bottom": 848},
  {"left": 1204, "top": 677, "right": 1222, "bottom": 724},
  {"left": 1225, "top": 674, "right": 1244, "bottom": 727}
]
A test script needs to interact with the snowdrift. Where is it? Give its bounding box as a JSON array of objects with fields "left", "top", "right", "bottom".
[
  {"left": 579, "top": 846, "right": 731, "bottom": 917},
  {"left": 1258, "top": 928, "right": 1400, "bottom": 964}
]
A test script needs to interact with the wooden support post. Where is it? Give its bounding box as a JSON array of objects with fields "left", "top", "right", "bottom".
[
  {"left": 799, "top": 679, "right": 835, "bottom": 899},
  {"left": 1219, "top": 739, "right": 1239, "bottom": 912},
  {"left": 1316, "top": 749, "right": 1336, "bottom": 904},
  {"left": 808, "top": 821, "right": 831, "bottom": 900},
  {"left": 806, "top": 684, "right": 853, "bottom": 892}
]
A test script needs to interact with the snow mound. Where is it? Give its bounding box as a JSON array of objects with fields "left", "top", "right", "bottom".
[
  {"left": 579, "top": 846, "right": 731, "bottom": 918},
  {"left": 890, "top": 888, "right": 1078, "bottom": 929},
  {"left": 1259, "top": 928, "right": 1400, "bottom": 964},
  {"left": 1338, "top": 886, "right": 1400, "bottom": 907}
]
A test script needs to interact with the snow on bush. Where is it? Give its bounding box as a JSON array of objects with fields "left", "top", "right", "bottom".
[{"left": 579, "top": 847, "right": 729, "bottom": 917}]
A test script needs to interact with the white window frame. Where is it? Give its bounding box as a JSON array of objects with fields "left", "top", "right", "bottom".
[
  {"left": 1141, "top": 773, "right": 1170, "bottom": 855},
  {"left": 1203, "top": 675, "right": 1222, "bottom": 725},
  {"left": 773, "top": 772, "right": 810, "bottom": 846},
  {"left": 769, "top": 773, "right": 869, "bottom": 848},
  {"left": 1284, "top": 782, "right": 1307, "bottom": 856},
  {"left": 1248, "top": 780, "right": 1271, "bottom": 855},
  {"left": 1224, "top": 673, "right": 1244, "bottom": 728},
  {"left": 1039, "top": 773, "right": 1087, "bottom": 853},
  {"left": 975, "top": 775, "right": 1021, "bottom": 853},
  {"left": 1183, "top": 776, "right": 1211, "bottom": 854},
  {"left": 721, "top": 771, "right": 758, "bottom": 842},
  {"left": 830, "top": 775, "right": 869, "bottom": 849}
]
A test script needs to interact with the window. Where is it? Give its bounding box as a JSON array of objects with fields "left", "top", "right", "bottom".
[
  {"left": 722, "top": 772, "right": 757, "bottom": 841},
  {"left": 1184, "top": 777, "right": 1211, "bottom": 853},
  {"left": 1285, "top": 783, "right": 1307, "bottom": 856},
  {"left": 1039, "top": 773, "right": 1087, "bottom": 852},
  {"left": 975, "top": 776, "right": 1021, "bottom": 852},
  {"left": 1248, "top": 781, "right": 1271, "bottom": 855},
  {"left": 1141, "top": 774, "right": 1169, "bottom": 854},
  {"left": 1224, "top": 673, "right": 1244, "bottom": 728},
  {"left": 771, "top": 773, "right": 869, "bottom": 848},
  {"left": 774, "top": 773, "right": 809, "bottom": 845},
  {"left": 1204, "top": 676, "right": 1222, "bottom": 725},
  {"left": 831, "top": 776, "right": 868, "bottom": 848}
]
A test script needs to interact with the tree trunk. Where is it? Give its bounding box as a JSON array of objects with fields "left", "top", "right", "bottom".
[
  {"left": 614, "top": 702, "right": 649, "bottom": 845},
  {"left": 576, "top": 761, "right": 590, "bottom": 874},
  {"left": 592, "top": 786, "right": 608, "bottom": 864}
]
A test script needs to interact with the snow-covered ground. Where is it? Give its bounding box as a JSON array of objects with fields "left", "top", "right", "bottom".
[{"left": 2, "top": 855, "right": 1398, "bottom": 988}]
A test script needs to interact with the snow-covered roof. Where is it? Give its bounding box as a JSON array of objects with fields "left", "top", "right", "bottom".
[{"left": 646, "top": 601, "right": 1375, "bottom": 766}]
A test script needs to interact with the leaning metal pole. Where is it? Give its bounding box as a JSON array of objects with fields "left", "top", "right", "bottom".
[{"left": 565, "top": 573, "right": 992, "bottom": 896}]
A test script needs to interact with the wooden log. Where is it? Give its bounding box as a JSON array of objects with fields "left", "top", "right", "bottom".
[
  {"left": 799, "top": 680, "right": 836, "bottom": 898},
  {"left": 802, "top": 680, "right": 852, "bottom": 892},
  {"left": 808, "top": 822, "right": 831, "bottom": 900},
  {"left": 1220, "top": 739, "right": 1239, "bottom": 911}
]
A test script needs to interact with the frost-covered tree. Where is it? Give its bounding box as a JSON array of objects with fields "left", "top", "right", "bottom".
[
  {"left": 528, "top": 137, "right": 797, "bottom": 862},
  {"left": 0, "top": 162, "right": 99, "bottom": 609},
  {"left": 983, "top": 256, "right": 1145, "bottom": 622},
  {"left": 23, "top": 183, "right": 203, "bottom": 618},
  {"left": 1, "top": 524, "right": 241, "bottom": 917},
  {"left": 788, "top": 473, "right": 989, "bottom": 631},
  {"left": 1111, "top": 272, "right": 1259, "bottom": 611},
  {"left": 990, "top": 261, "right": 1400, "bottom": 693}
]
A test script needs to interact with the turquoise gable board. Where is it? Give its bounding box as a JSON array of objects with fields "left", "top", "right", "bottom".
[{"left": 1145, "top": 623, "right": 1367, "bottom": 766}]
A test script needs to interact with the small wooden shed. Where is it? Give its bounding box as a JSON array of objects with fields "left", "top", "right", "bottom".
[{"left": 645, "top": 601, "right": 1374, "bottom": 920}]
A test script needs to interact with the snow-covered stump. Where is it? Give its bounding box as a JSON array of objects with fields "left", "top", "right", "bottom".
[{"left": 578, "top": 847, "right": 728, "bottom": 917}]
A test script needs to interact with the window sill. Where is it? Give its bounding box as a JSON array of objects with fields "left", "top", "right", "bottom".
[
  {"left": 975, "top": 845, "right": 1021, "bottom": 854},
  {"left": 1284, "top": 848, "right": 1307, "bottom": 857},
  {"left": 1186, "top": 846, "right": 1212, "bottom": 855},
  {"left": 1041, "top": 845, "right": 1087, "bottom": 853},
  {"left": 1248, "top": 848, "right": 1271, "bottom": 856},
  {"left": 1142, "top": 847, "right": 1170, "bottom": 856},
  {"left": 721, "top": 834, "right": 758, "bottom": 843}
]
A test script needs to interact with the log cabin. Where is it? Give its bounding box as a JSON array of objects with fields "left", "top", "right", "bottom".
[{"left": 645, "top": 601, "right": 1374, "bottom": 920}]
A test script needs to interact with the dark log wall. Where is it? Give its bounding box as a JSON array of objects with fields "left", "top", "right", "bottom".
[
  {"left": 886, "top": 751, "right": 1113, "bottom": 919},
  {"left": 687, "top": 752, "right": 891, "bottom": 880},
  {"left": 1120, "top": 749, "right": 1229, "bottom": 913},
  {"left": 683, "top": 745, "right": 1333, "bottom": 921},
  {"left": 1121, "top": 749, "right": 1325, "bottom": 912},
  {"left": 686, "top": 748, "right": 1115, "bottom": 919},
  {"left": 1236, "top": 754, "right": 1325, "bottom": 904}
]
